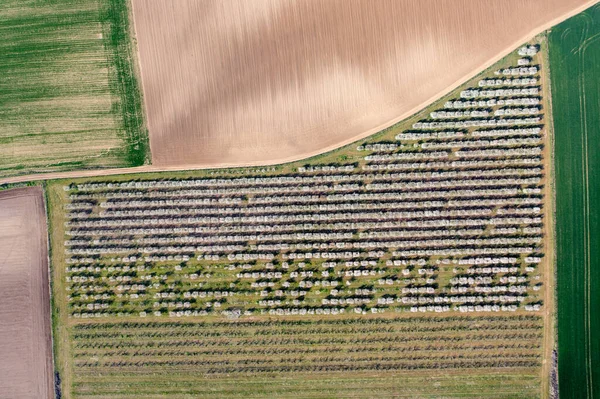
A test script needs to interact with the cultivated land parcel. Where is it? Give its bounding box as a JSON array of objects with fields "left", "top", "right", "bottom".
[
  {"left": 2, "top": 1, "right": 600, "bottom": 398},
  {"left": 550, "top": 5, "right": 600, "bottom": 398},
  {"left": 0, "top": 0, "right": 594, "bottom": 185},
  {"left": 0, "top": 187, "right": 53, "bottom": 399},
  {"left": 0, "top": 0, "right": 148, "bottom": 178},
  {"left": 132, "top": 0, "right": 593, "bottom": 169},
  {"left": 47, "top": 42, "right": 555, "bottom": 398}
]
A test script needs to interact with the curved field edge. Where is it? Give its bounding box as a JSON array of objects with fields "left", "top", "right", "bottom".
[
  {"left": 2, "top": 1, "right": 599, "bottom": 186},
  {"left": 134, "top": 0, "right": 600, "bottom": 169},
  {"left": 0, "top": 0, "right": 148, "bottom": 180},
  {"left": 549, "top": 4, "right": 600, "bottom": 399},
  {"left": 42, "top": 35, "right": 554, "bottom": 398}
]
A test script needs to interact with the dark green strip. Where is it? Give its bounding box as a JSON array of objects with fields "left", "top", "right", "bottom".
[{"left": 549, "top": 4, "right": 600, "bottom": 399}]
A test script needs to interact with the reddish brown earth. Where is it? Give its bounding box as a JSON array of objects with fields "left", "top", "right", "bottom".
[
  {"left": 0, "top": 187, "right": 53, "bottom": 399},
  {"left": 131, "top": 0, "right": 595, "bottom": 167}
]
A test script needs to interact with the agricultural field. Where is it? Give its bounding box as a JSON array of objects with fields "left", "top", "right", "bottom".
[
  {"left": 0, "top": 0, "right": 148, "bottom": 178},
  {"left": 132, "top": 0, "right": 592, "bottom": 169},
  {"left": 48, "top": 42, "right": 554, "bottom": 398},
  {"left": 67, "top": 317, "right": 543, "bottom": 399},
  {"left": 0, "top": 187, "right": 54, "bottom": 399},
  {"left": 549, "top": 4, "right": 600, "bottom": 399}
]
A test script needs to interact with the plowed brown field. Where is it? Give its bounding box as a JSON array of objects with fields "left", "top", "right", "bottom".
[
  {"left": 132, "top": 0, "right": 594, "bottom": 167},
  {"left": 0, "top": 187, "right": 53, "bottom": 399}
]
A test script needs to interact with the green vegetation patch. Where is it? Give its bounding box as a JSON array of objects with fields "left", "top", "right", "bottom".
[
  {"left": 549, "top": 4, "right": 600, "bottom": 399},
  {"left": 0, "top": 0, "right": 148, "bottom": 178},
  {"left": 68, "top": 317, "right": 542, "bottom": 399},
  {"left": 45, "top": 36, "right": 550, "bottom": 398}
]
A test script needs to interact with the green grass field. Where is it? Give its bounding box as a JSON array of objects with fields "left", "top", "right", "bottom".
[
  {"left": 549, "top": 4, "right": 600, "bottom": 399},
  {"left": 0, "top": 0, "right": 148, "bottom": 178},
  {"left": 67, "top": 317, "right": 542, "bottom": 399}
]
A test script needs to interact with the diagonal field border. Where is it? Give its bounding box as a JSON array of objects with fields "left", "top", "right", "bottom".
[{"left": 549, "top": 4, "right": 600, "bottom": 399}]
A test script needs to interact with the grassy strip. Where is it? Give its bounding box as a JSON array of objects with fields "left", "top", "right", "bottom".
[
  {"left": 100, "top": 0, "right": 150, "bottom": 166},
  {"left": 43, "top": 182, "right": 64, "bottom": 399},
  {"left": 69, "top": 372, "right": 540, "bottom": 399},
  {"left": 549, "top": 4, "right": 600, "bottom": 399},
  {"left": 46, "top": 181, "right": 75, "bottom": 399}
]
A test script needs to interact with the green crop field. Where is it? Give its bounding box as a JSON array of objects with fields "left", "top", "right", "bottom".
[
  {"left": 0, "top": 0, "right": 148, "bottom": 178},
  {"left": 66, "top": 317, "right": 542, "bottom": 399},
  {"left": 549, "top": 4, "right": 600, "bottom": 399}
]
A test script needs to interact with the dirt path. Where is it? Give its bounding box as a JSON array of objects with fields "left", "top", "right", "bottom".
[{"left": 0, "top": 187, "right": 54, "bottom": 399}]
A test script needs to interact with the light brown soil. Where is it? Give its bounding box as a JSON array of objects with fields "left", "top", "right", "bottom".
[
  {"left": 0, "top": 187, "right": 54, "bottom": 399},
  {"left": 131, "top": 0, "right": 595, "bottom": 167}
]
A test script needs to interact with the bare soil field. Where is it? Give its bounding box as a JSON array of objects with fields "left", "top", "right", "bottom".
[
  {"left": 0, "top": 187, "right": 53, "bottom": 399},
  {"left": 132, "top": 0, "right": 594, "bottom": 167}
]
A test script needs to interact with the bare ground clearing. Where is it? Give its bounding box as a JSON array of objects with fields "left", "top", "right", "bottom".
[
  {"left": 0, "top": 187, "right": 53, "bottom": 398},
  {"left": 132, "top": 0, "right": 595, "bottom": 168}
]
